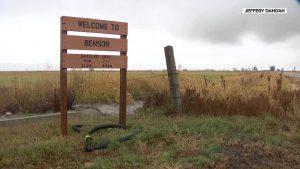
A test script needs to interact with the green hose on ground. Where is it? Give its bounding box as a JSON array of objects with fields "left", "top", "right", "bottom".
[{"left": 72, "top": 124, "right": 141, "bottom": 152}]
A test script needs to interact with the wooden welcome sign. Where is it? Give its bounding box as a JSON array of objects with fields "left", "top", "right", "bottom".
[{"left": 60, "top": 16, "right": 128, "bottom": 136}]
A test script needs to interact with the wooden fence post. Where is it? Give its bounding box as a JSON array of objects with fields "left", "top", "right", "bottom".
[
  {"left": 164, "top": 46, "right": 182, "bottom": 113},
  {"left": 204, "top": 75, "right": 208, "bottom": 88}
]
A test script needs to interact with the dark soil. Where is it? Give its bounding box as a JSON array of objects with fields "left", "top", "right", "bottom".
[{"left": 218, "top": 142, "right": 300, "bottom": 169}]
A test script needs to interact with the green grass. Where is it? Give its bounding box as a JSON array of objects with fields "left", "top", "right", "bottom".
[{"left": 0, "top": 109, "right": 299, "bottom": 169}]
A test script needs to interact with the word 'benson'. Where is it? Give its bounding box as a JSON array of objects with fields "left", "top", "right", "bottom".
[{"left": 84, "top": 40, "right": 110, "bottom": 47}]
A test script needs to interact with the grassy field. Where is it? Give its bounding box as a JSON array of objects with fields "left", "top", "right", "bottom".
[
  {"left": 0, "top": 70, "right": 241, "bottom": 102},
  {"left": 0, "top": 71, "right": 298, "bottom": 117},
  {"left": 0, "top": 71, "right": 239, "bottom": 86},
  {"left": 0, "top": 71, "right": 242, "bottom": 114},
  {"left": 0, "top": 109, "right": 300, "bottom": 169},
  {"left": 0, "top": 71, "right": 300, "bottom": 168}
]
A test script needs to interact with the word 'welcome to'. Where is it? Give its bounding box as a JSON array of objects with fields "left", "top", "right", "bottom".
[{"left": 78, "top": 21, "right": 120, "bottom": 31}]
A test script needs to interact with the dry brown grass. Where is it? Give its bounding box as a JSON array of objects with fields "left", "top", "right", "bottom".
[
  {"left": 145, "top": 72, "right": 300, "bottom": 117},
  {"left": 0, "top": 71, "right": 299, "bottom": 117}
]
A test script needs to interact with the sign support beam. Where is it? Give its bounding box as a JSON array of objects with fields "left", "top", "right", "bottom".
[
  {"left": 60, "top": 18, "right": 68, "bottom": 136},
  {"left": 119, "top": 35, "right": 127, "bottom": 126}
]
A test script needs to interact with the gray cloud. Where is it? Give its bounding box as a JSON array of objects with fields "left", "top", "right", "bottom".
[
  {"left": 95, "top": 0, "right": 300, "bottom": 43},
  {"left": 157, "top": 0, "right": 300, "bottom": 43},
  {"left": 1, "top": 0, "right": 299, "bottom": 43}
]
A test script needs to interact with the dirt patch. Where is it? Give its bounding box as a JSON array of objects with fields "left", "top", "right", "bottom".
[
  {"left": 0, "top": 101, "right": 144, "bottom": 121},
  {"left": 219, "top": 142, "right": 300, "bottom": 169},
  {"left": 73, "top": 101, "right": 144, "bottom": 116}
]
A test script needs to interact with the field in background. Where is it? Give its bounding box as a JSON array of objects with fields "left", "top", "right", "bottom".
[
  {"left": 0, "top": 71, "right": 299, "bottom": 117},
  {"left": 0, "top": 71, "right": 240, "bottom": 86}
]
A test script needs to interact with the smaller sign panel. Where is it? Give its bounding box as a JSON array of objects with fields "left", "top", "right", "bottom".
[
  {"left": 62, "top": 35, "right": 127, "bottom": 51},
  {"left": 62, "top": 54, "right": 127, "bottom": 68},
  {"left": 61, "top": 16, "right": 128, "bottom": 35}
]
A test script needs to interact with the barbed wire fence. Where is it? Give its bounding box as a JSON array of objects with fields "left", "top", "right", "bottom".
[
  {"left": 52, "top": 70, "right": 236, "bottom": 113},
  {"left": 47, "top": 71, "right": 278, "bottom": 116}
]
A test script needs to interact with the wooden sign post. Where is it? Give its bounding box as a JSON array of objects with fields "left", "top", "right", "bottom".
[{"left": 60, "top": 16, "right": 128, "bottom": 136}]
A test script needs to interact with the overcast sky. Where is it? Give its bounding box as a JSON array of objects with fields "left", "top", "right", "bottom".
[{"left": 0, "top": 0, "right": 299, "bottom": 70}]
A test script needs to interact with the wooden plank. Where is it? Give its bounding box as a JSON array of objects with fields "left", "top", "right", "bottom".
[
  {"left": 62, "top": 35, "right": 127, "bottom": 51},
  {"left": 61, "top": 16, "right": 128, "bottom": 35},
  {"left": 62, "top": 54, "right": 127, "bottom": 68}
]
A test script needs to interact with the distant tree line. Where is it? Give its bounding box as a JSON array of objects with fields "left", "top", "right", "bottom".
[{"left": 232, "top": 65, "right": 286, "bottom": 72}]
